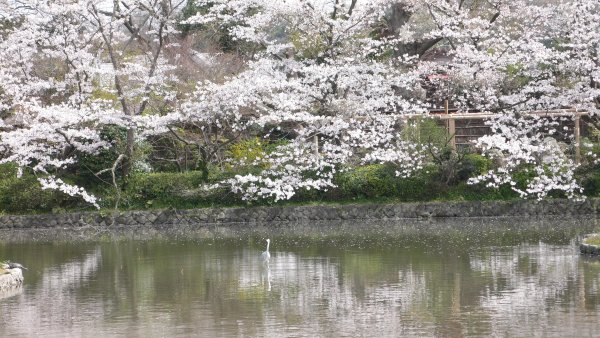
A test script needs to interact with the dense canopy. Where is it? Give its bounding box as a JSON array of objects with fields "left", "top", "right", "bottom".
[{"left": 0, "top": 0, "right": 599, "bottom": 209}]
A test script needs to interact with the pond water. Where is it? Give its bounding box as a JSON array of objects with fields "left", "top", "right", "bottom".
[{"left": 0, "top": 217, "right": 599, "bottom": 337}]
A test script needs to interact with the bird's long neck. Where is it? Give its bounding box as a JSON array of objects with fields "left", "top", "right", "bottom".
[{"left": 266, "top": 240, "right": 270, "bottom": 252}]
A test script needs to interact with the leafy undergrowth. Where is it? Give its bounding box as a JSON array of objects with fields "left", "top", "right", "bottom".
[
  {"left": 0, "top": 161, "right": 596, "bottom": 215},
  {"left": 583, "top": 235, "right": 600, "bottom": 246}
]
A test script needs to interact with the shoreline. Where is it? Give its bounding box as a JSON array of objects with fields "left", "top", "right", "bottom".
[{"left": 0, "top": 198, "right": 598, "bottom": 229}]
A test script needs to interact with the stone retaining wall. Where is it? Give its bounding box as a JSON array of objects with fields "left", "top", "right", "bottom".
[{"left": 0, "top": 199, "right": 598, "bottom": 229}]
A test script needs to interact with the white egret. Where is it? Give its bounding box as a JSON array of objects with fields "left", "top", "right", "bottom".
[{"left": 261, "top": 239, "right": 271, "bottom": 264}]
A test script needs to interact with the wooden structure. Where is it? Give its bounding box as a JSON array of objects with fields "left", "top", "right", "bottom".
[{"left": 428, "top": 106, "right": 589, "bottom": 163}]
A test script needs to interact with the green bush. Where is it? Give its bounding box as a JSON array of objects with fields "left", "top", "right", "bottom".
[
  {"left": 402, "top": 117, "right": 448, "bottom": 148},
  {"left": 576, "top": 139, "right": 600, "bottom": 197},
  {"left": 333, "top": 164, "right": 439, "bottom": 201},
  {"left": 582, "top": 172, "right": 600, "bottom": 197},
  {"left": 446, "top": 181, "right": 518, "bottom": 201},
  {"left": 2, "top": 146, "right": 594, "bottom": 215},
  {"left": 226, "top": 138, "right": 288, "bottom": 173},
  {"left": 0, "top": 178, "right": 53, "bottom": 213},
  {"left": 228, "top": 137, "right": 268, "bottom": 169},
  {"left": 334, "top": 162, "right": 501, "bottom": 202},
  {"left": 334, "top": 164, "right": 397, "bottom": 199},
  {"left": 126, "top": 171, "right": 206, "bottom": 197},
  {"left": 0, "top": 163, "right": 84, "bottom": 214},
  {"left": 71, "top": 125, "right": 127, "bottom": 187},
  {"left": 457, "top": 154, "right": 493, "bottom": 180},
  {"left": 0, "top": 162, "right": 17, "bottom": 180},
  {"left": 114, "top": 170, "right": 235, "bottom": 209}
]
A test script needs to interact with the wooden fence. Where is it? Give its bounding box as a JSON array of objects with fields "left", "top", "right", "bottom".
[{"left": 427, "top": 108, "right": 589, "bottom": 163}]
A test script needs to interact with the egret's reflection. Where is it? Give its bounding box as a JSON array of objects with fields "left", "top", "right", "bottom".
[
  {"left": 260, "top": 262, "right": 271, "bottom": 291},
  {"left": 0, "top": 225, "right": 599, "bottom": 337}
]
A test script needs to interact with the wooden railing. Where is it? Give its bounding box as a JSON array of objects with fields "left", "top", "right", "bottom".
[{"left": 423, "top": 107, "right": 589, "bottom": 163}]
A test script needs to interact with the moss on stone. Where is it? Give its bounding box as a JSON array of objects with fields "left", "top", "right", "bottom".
[{"left": 583, "top": 234, "right": 600, "bottom": 246}]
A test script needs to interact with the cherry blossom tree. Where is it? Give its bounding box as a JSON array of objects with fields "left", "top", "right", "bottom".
[
  {"left": 186, "top": 0, "right": 600, "bottom": 201},
  {"left": 1, "top": 0, "right": 599, "bottom": 206},
  {"left": 0, "top": 1, "right": 119, "bottom": 207},
  {"left": 417, "top": 0, "right": 600, "bottom": 198},
  {"left": 468, "top": 113, "right": 583, "bottom": 200},
  {"left": 0, "top": 0, "right": 187, "bottom": 206},
  {"left": 183, "top": 0, "right": 432, "bottom": 201}
]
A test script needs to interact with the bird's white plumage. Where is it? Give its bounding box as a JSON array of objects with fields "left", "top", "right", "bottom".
[{"left": 261, "top": 238, "right": 271, "bottom": 263}]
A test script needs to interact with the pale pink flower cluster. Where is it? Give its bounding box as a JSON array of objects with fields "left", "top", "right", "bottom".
[{"left": 0, "top": 0, "right": 598, "bottom": 204}]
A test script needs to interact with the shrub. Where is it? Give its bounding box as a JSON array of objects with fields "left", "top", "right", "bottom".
[
  {"left": 113, "top": 170, "right": 235, "bottom": 209},
  {"left": 0, "top": 163, "right": 84, "bottom": 214},
  {"left": 457, "top": 153, "right": 493, "bottom": 180},
  {"left": 72, "top": 125, "right": 126, "bottom": 187},
  {"left": 226, "top": 137, "right": 288, "bottom": 172},
  {"left": 402, "top": 117, "right": 448, "bottom": 149},
  {"left": 334, "top": 164, "right": 397, "bottom": 199},
  {"left": 228, "top": 137, "right": 268, "bottom": 168},
  {"left": 582, "top": 173, "right": 600, "bottom": 197},
  {"left": 333, "top": 164, "right": 439, "bottom": 201}
]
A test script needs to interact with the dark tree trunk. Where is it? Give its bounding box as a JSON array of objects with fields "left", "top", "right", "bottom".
[{"left": 123, "top": 128, "right": 135, "bottom": 177}]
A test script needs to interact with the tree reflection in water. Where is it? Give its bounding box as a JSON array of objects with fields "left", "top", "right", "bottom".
[{"left": 0, "top": 218, "right": 598, "bottom": 337}]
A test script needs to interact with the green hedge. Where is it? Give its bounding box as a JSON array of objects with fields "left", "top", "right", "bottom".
[
  {"left": 582, "top": 172, "right": 600, "bottom": 197},
  {"left": 113, "top": 171, "right": 233, "bottom": 209},
  {"left": 332, "top": 164, "right": 438, "bottom": 201},
  {"left": 0, "top": 164, "right": 83, "bottom": 214},
  {"left": 2, "top": 152, "right": 600, "bottom": 214},
  {"left": 330, "top": 156, "right": 514, "bottom": 203}
]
